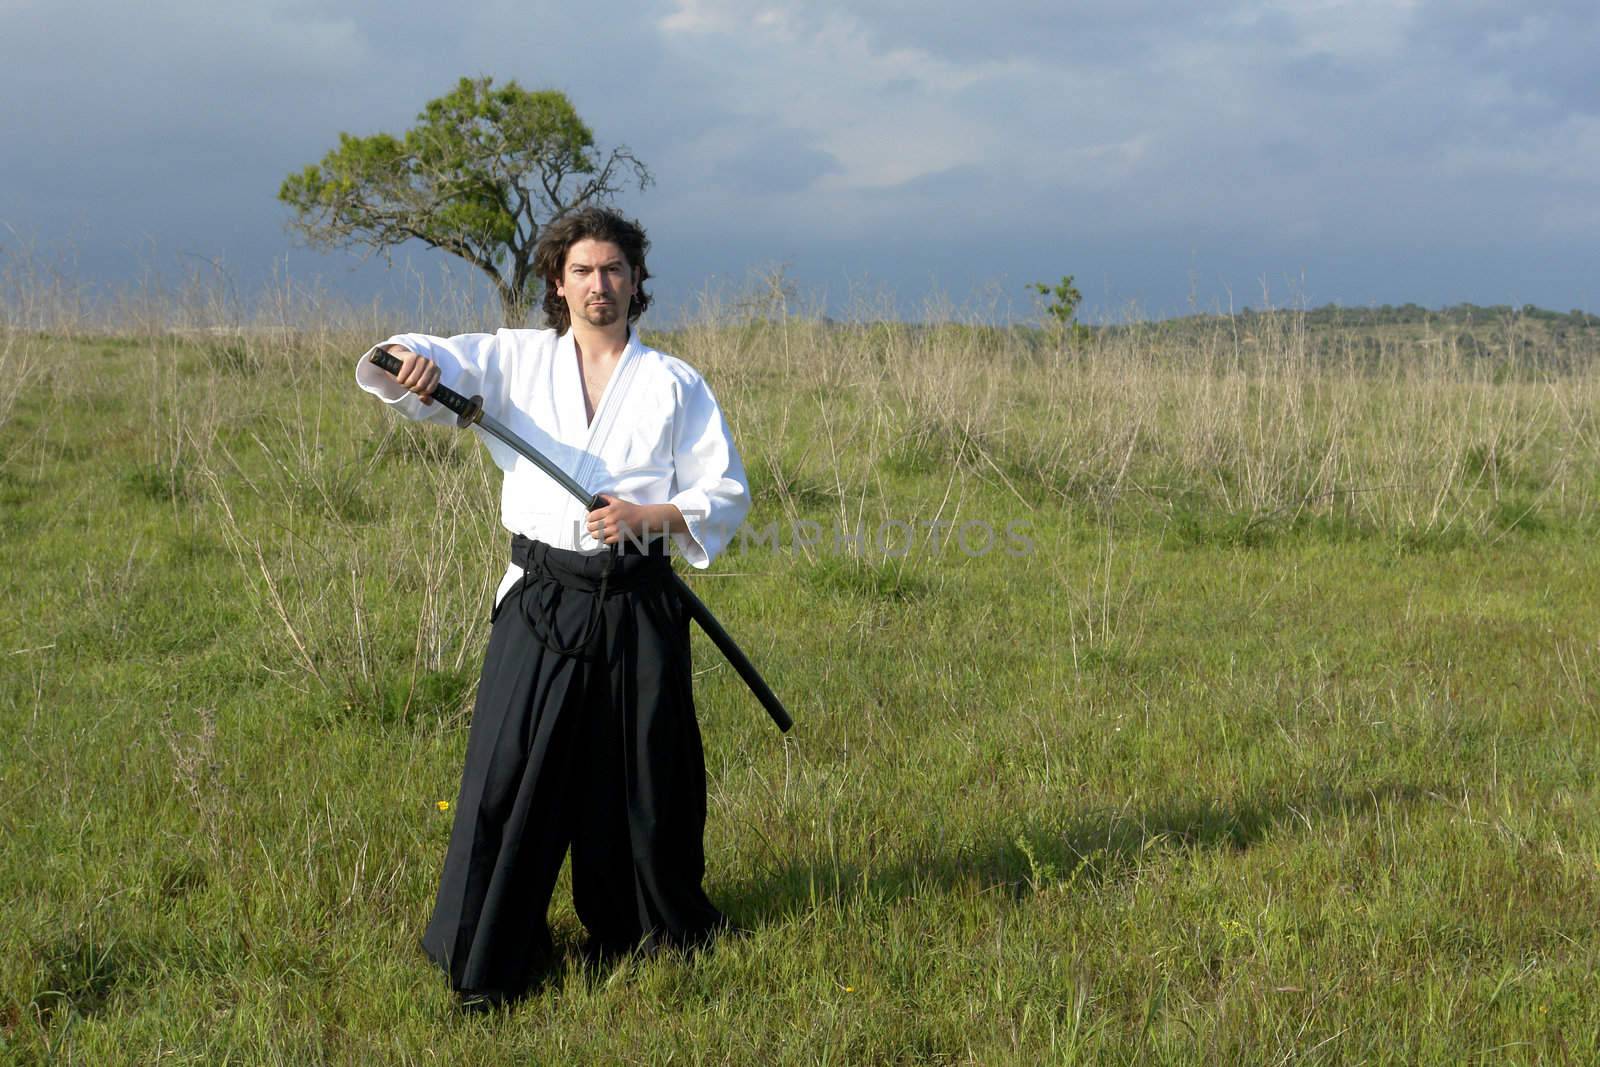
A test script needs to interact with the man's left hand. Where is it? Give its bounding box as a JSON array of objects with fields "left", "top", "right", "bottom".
[{"left": 587, "top": 495, "right": 653, "bottom": 545}]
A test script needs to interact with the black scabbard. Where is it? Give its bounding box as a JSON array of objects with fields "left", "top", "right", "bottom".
[{"left": 669, "top": 573, "right": 792, "bottom": 731}]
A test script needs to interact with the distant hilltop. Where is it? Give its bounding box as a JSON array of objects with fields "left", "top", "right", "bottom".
[
  {"left": 1220, "top": 303, "right": 1599, "bottom": 329},
  {"left": 1090, "top": 301, "right": 1600, "bottom": 368}
]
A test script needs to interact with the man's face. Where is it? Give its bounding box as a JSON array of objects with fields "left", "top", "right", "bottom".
[{"left": 556, "top": 238, "right": 637, "bottom": 330}]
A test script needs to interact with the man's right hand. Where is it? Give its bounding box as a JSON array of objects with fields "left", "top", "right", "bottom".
[{"left": 384, "top": 345, "right": 441, "bottom": 405}]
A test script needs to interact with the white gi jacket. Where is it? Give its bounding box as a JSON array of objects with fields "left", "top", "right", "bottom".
[{"left": 356, "top": 327, "right": 750, "bottom": 607}]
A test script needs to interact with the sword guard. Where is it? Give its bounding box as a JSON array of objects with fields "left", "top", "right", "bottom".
[{"left": 456, "top": 395, "right": 484, "bottom": 428}]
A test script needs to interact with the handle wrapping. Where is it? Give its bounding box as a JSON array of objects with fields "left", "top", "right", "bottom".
[{"left": 369, "top": 348, "right": 482, "bottom": 425}]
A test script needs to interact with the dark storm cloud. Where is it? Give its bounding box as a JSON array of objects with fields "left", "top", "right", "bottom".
[
  {"left": 729, "top": 0, "right": 1216, "bottom": 67},
  {"left": 1, "top": 0, "right": 1595, "bottom": 318},
  {"left": 711, "top": 135, "right": 842, "bottom": 196},
  {"left": 1413, "top": 1, "right": 1600, "bottom": 116}
]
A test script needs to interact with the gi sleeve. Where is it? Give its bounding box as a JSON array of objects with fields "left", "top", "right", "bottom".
[
  {"left": 354, "top": 331, "right": 506, "bottom": 430},
  {"left": 668, "top": 376, "right": 750, "bottom": 568}
]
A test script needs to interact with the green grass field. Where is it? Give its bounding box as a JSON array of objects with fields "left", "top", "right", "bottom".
[{"left": 3, "top": 303, "right": 1599, "bottom": 1063}]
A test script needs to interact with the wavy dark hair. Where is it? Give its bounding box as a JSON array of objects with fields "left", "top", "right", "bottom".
[{"left": 533, "top": 206, "right": 652, "bottom": 332}]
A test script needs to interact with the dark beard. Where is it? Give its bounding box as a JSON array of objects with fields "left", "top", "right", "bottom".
[{"left": 580, "top": 301, "right": 621, "bottom": 327}]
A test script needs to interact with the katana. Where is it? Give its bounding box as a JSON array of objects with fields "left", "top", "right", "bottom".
[{"left": 369, "top": 348, "right": 793, "bottom": 733}]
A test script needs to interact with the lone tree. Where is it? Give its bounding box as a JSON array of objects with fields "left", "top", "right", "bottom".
[
  {"left": 280, "top": 76, "right": 651, "bottom": 325},
  {"left": 1028, "top": 275, "right": 1092, "bottom": 347}
]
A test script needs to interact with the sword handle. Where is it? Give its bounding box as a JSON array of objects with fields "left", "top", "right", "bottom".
[{"left": 368, "top": 348, "right": 483, "bottom": 427}]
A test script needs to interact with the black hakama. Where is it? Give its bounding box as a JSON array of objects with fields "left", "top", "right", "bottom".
[{"left": 421, "top": 536, "right": 726, "bottom": 1001}]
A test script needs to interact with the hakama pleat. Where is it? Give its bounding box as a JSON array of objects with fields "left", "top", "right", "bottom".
[{"left": 420, "top": 539, "right": 725, "bottom": 1000}]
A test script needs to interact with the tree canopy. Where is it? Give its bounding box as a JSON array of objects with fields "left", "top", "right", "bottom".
[
  {"left": 279, "top": 77, "right": 651, "bottom": 324},
  {"left": 1029, "top": 275, "right": 1091, "bottom": 346}
]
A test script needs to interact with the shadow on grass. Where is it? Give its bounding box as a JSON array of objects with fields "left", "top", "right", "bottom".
[{"left": 718, "top": 783, "right": 1422, "bottom": 923}]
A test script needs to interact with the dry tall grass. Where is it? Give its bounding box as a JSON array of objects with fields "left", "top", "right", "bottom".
[
  {"left": 0, "top": 326, "right": 26, "bottom": 452},
  {"left": 0, "top": 262, "right": 505, "bottom": 717},
  {"left": 7, "top": 272, "right": 1597, "bottom": 704},
  {"left": 677, "top": 294, "right": 1600, "bottom": 542}
]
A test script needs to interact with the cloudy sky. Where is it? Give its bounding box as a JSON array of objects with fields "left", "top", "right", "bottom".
[{"left": 3, "top": 0, "right": 1596, "bottom": 321}]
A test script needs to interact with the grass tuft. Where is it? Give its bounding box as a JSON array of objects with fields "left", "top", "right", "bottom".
[
  {"left": 27, "top": 934, "right": 133, "bottom": 1026},
  {"left": 331, "top": 664, "right": 478, "bottom": 728},
  {"left": 801, "top": 555, "right": 932, "bottom": 602}
]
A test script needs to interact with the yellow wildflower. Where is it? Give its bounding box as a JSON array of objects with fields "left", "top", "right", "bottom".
[{"left": 437, "top": 800, "right": 451, "bottom": 812}]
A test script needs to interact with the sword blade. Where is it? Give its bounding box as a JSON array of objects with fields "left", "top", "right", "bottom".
[
  {"left": 475, "top": 410, "right": 601, "bottom": 509},
  {"left": 473, "top": 405, "right": 793, "bottom": 731}
]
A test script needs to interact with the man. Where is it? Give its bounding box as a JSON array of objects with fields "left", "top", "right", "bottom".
[{"left": 356, "top": 207, "right": 750, "bottom": 1005}]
